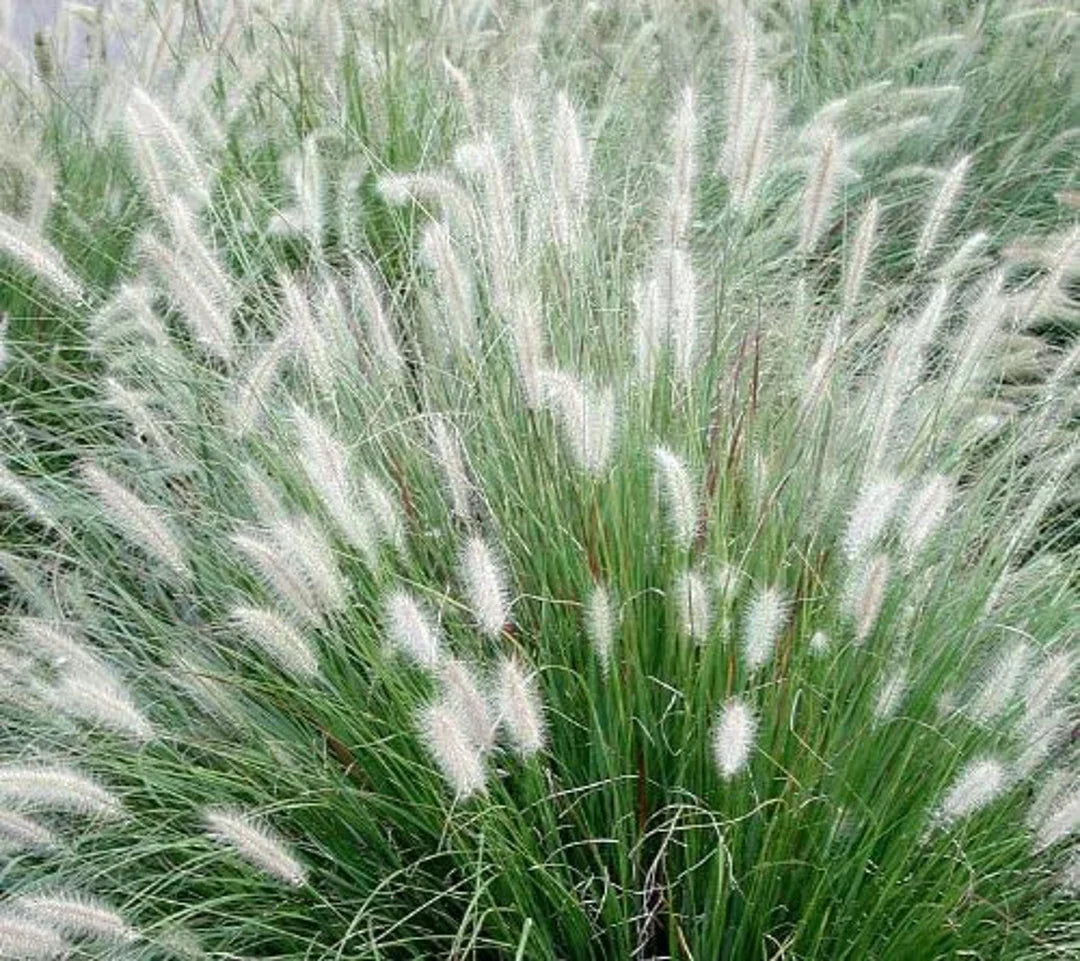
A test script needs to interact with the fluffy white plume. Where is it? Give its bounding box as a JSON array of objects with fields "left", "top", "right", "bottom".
[
  {"left": 901, "top": 475, "right": 953, "bottom": 557},
  {"left": 934, "top": 758, "right": 1006, "bottom": 827},
  {"left": 842, "top": 198, "right": 880, "bottom": 315},
  {"left": 538, "top": 368, "right": 616, "bottom": 475},
  {"left": 849, "top": 553, "right": 891, "bottom": 644},
  {"left": 712, "top": 697, "right": 757, "bottom": 778},
  {"left": 0, "top": 461, "right": 55, "bottom": 528},
  {"left": 916, "top": 155, "right": 971, "bottom": 265},
  {"left": 294, "top": 408, "right": 376, "bottom": 566},
  {"left": 663, "top": 85, "right": 697, "bottom": 243},
  {"left": 104, "top": 379, "right": 175, "bottom": 454},
  {"left": 0, "top": 210, "right": 84, "bottom": 301},
  {"left": 375, "top": 172, "right": 476, "bottom": 237},
  {"left": 452, "top": 135, "right": 515, "bottom": 314},
  {"left": 126, "top": 86, "right": 208, "bottom": 209},
  {"left": 420, "top": 220, "right": 476, "bottom": 356},
  {"left": 419, "top": 698, "right": 487, "bottom": 799},
  {"left": 430, "top": 416, "right": 472, "bottom": 519},
  {"left": 204, "top": 808, "right": 306, "bottom": 886},
  {"left": 384, "top": 590, "right": 442, "bottom": 669},
  {"left": 550, "top": 91, "right": 590, "bottom": 247},
  {"left": 281, "top": 272, "right": 331, "bottom": 384},
  {"left": 809, "top": 630, "right": 830, "bottom": 655},
  {"left": 0, "top": 810, "right": 59, "bottom": 852},
  {"left": 361, "top": 472, "right": 406, "bottom": 552},
  {"left": 14, "top": 618, "right": 96, "bottom": 672},
  {"left": 0, "top": 913, "right": 69, "bottom": 960},
  {"left": 654, "top": 446, "right": 697, "bottom": 550},
  {"left": 270, "top": 134, "right": 323, "bottom": 247},
  {"left": 585, "top": 584, "right": 615, "bottom": 673},
  {"left": 1014, "top": 708, "right": 1071, "bottom": 781},
  {"left": 230, "top": 327, "right": 296, "bottom": 438},
  {"left": 1033, "top": 786, "right": 1080, "bottom": 852},
  {"left": 721, "top": 16, "right": 777, "bottom": 211},
  {"left": 1022, "top": 651, "right": 1072, "bottom": 727},
  {"left": 866, "top": 283, "right": 950, "bottom": 472},
  {"left": 232, "top": 516, "right": 345, "bottom": 623},
  {"left": 674, "top": 569, "right": 711, "bottom": 643},
  {"left": 438, "top": 658, "right": 495, "bottom": 752},
  {"left": 230, "top": 606, "right": 318, "bottom": 679},
  {"left": 743, "top": 585, "right": 787, "bottom": 671},
  {"left": 51, "top": 662, "right": 154, "bottom": 742},
  {"left": 140, "top": 232, "right": 233, "bottom": 363},
  {"left": 874, "top": 664, "right": 909, "bottom": 721},
  {"left": 843, "top": 476, "right": 904, "bottom": 561},
  {"left": 635, "top": 247, "right": 697, "bottom": 385},
  {"left": 81, "top": 463, "right": 188, "bottom": 580},
  {"left": 0, "top": 765, "right": 123, "bottom": 819},
  {"left": 969, "top": 640, "right": 1028, "bottom": 724},
  {"left": 799, "top": 126, "right": 844, "bottom": 253},
  {"left": 496, "top": 656, "right": 546, "bottom": 758},
  {"left": 461, "top": 536, "right": 510, "bottom": 638},
  {"left": 349, "top": 257, "right": 405, "bottom": 379},
  {"left": 12, "top": 892, "right": 136, "bottom": 943}
]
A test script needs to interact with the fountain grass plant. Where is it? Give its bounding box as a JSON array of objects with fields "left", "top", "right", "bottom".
[{"left": 0, "top": 1, "right": 1077, "bottom": 959}]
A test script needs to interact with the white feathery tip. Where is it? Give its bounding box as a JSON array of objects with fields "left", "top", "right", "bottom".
[
  {"left": 934, "top": 758, "right": 1006, "bottom": 827},
  {"left": 496, "top": 656, "right": 546, "bottom": 758},
  {"left": 12, "top": 892, "right": 137, "bottom": 943},
  {"left": 461, "top": 536, "right": 510, "bottom": 638},
  {"left": 674, "top": 569, "right": 712, "bottom": 643},
  {"left": 0, "top": 765, "right": 123, "bottom": 819},
  {"left": 654, "top": 446, "right": 698, "bottom": 550},
  {"left": 585, "top": 584, "right": 615, "bottom": 673},
  {"left": 204, "top": 808, "right": 306, "bottom": 886},
  {"left": 230, "top": 606, "right": 318, "bottom": 679},
  {"left": 843, "top": 476, "right": 904, "bottom": 561},
  {"left": 743, "top": 585, "right": 787, "bottom": 671},
  {"left": 419, "top": 698, "right": 487, "bottom": 799},
  {"left": 712, "top": 697, "right": 757, "bottom": 778},
  {"left": 384, "top": 590, "right": 442, "bottom": 669}
]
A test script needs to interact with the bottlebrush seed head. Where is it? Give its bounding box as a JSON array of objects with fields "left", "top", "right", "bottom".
[
  {"left": 850, "top": 553, "right": 891, "bottom": 645},
  {"left": 743, "top": 585, "right": 787, "bottom": 671},
  {"left": 430, "top": 415, "right": 472, "bottom": 519},
  {"left": 585, "top": 584, "right": 615, "bottom": 674},
  {"left": 0, "top": 913, "right": 70, "bottom": 960},
  {"left": 712, "top": 697, "right": 757, "bottom": 778},
  {"left": 874, "top": 663, "right": 909, "bottom": 722},
  {"left": 230, "top": 606, "right": 318, "bottom": 680},
  {"left": 438, "top": 657, "right": 495, "bottom": 752},
  {"left": 384, "top": 590, "right": 442, "bottom": 669},
  {"left": 969, "top": 640, "right": 1029, "bottom": 725},
  {"left": 654, "top": 446, "right": 697, "bottom": 551},
  {"left": 204, "top": 808, "right": 306, "bottom": 887},
  {"left": 82, "top": 462, "right": 189, "bottom": 580},
  {"left": 933, "top": 758, "right": 1006, "bottom": 827},
  {"left": 495, "top": 656, "right": 546, "bottom": 758},
  {"left": 901, "top": 474, "right": 953, "bottom": 557},
  {"left": 843, "top": 476, "right": 904, "bottom": 561},
  {"left": 0, "top": 764, "right": 123, "bottom": 820},
  {"left": 809, "top": 629, "right": 830, "bottom": 655},
  {"left": 461, "top": 536, "right": 510, "bottom": 638},
  {"left": 674, "top": 569, "right": 712, "bottom": 643},
  {"left": 0, "top": 810, "right": 59, "bottom": 852},
  {"left": 12, "top": 892, "right": 137, "bottom": 944},
  {"left": 419, "top": 698, "right": 487, "bottom": 799}
]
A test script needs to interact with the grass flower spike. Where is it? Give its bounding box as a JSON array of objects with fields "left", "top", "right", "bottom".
[
  {"left": 712, "top": 698, "right": 757, "bottom": 778},
  {"left": 204, "top": 809, "right": 307, "bottom": 887}
]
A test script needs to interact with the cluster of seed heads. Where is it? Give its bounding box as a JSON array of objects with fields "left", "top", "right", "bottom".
[{"left": 0, "top": 1, "right": 1077, "bottom": 956}]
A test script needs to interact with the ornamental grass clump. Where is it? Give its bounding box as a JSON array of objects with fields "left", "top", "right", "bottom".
[{"left": 0, "top": 1, "right": 1077, "bottom": 959}]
